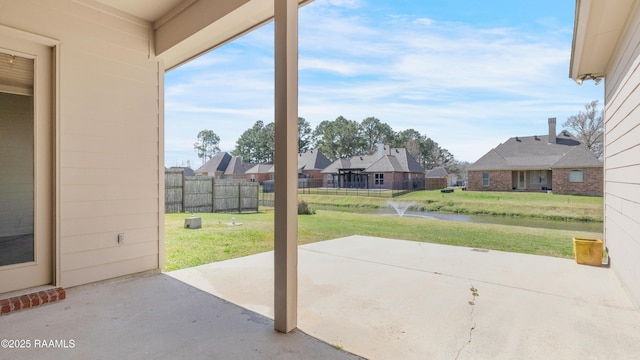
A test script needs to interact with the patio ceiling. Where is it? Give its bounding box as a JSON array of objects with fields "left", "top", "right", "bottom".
[{"left": 85, "top": 0, "right": 313, "bottom": 70}]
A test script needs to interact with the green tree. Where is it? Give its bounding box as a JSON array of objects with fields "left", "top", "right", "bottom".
[
  {"left": 194, "top": 129, "right": 220, "bottom": 165},
  {"left": 563, "top": 100, "right": 604, "bottom": 158},
  {"left": 360, "top": 117, "right": 395, "bottom": 153},
  {"left": 298, "top": 117, "right": 313, "bottom": 153},
  {"left": 232, "top": 120, "right": 274, "bottom": 163},
  {"left": 312, "top": 116, "right": 364, "bottom": 161}
]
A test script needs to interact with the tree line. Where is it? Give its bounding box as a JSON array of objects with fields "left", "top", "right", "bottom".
[
  {"left": 194, "top": 116, "right": 460, "bottom": 172},
  {"left": 193, "top": 101, "right": 603, "bottom": 176}
]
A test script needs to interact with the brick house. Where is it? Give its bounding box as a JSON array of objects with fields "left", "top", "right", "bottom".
[
  {"left": 195, "top": 152, "right": 253, "bottom": 181},
  {"left": 321, "top": 143, "right": 425, "bottom": 190},
  {"left": 467, "top": 118, "right": 603, "bottom": 196}
]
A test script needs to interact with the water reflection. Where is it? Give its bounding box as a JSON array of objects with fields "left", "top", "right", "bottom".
[{"left": 315, "top": 205, "right": 603, "bottom": 233}]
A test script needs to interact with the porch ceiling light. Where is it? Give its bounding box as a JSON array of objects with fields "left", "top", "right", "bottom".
[{"left": 576, "top": 73, "right": 602, "bottom": 86}]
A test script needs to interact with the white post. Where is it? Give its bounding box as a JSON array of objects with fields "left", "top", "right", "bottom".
[{"left": 274, "top": 0, "right": 298, "bottom": 333}]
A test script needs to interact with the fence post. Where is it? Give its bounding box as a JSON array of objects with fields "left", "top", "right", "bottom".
[
  {"left": 181, "top": 170, "right": 186, "bottom": 213},
  {"left": 211, "top": 177, "right": 215, "bottom": 213},
  {"left": 238, "top": 183, "right": 242, "bottom": 213}
]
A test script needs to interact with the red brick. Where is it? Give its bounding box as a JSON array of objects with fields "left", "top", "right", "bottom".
[
  {"left": 19, "top": 295, "right": 31, "bottom": 309},
  {"left": 10, "top": 297, "right": 21, "bottom": 311},
  {"left": 57, "top": 288, "right": 66, "bottom": 300},
  {"left": 28, "top": 293, "right": 41, "bottom": 306},
  {"left": 1, "top": 299, "right": 11, "bottom": 314},
  {"left": 38, "top": 291, "right": 50, "bottom": 305},
  {"left": 47, "top": 289, "right": 58, "bottom": 302}
]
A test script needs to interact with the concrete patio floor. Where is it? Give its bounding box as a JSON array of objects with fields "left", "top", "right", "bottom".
[
  {"left": 2, "top": 235, "right": 639, "bottom": 359},
  {"left": 0, "top": 272, "right": 361, "bottom": 360},
  {"left": 168, "top": 235, "right": 640, "bottom": 360}
]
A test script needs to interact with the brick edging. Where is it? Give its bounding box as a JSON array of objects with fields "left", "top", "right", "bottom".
[{"left": 0, "top": 288, "right": 66, "bottom": 315}]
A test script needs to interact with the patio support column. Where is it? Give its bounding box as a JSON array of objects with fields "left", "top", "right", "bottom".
[{"left": 273, "top": 0, "right": 298, "bottom": 333}]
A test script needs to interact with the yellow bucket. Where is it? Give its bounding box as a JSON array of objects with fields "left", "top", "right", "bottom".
[{"left": 573, "top": 237, "right": 603, "bottom": 266}]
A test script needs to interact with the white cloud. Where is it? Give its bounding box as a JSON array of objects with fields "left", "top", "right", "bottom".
[{"left": 164, "top": 1, "right": 603, "bottom": 167}]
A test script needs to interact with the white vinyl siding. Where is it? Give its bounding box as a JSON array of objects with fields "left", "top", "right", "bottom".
[
  {"left": 2, "top": 1, "right": 162, "bottom": 287},
  {"left": 600, "top": 2, "right": 640, "bottom": 308}
]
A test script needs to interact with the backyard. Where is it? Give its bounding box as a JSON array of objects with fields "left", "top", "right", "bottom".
[{"left": 164, "top": 190, "right": 603, "bottom": 271}]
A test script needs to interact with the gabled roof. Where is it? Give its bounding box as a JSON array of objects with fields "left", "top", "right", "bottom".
[
  {"left": 245, "top": 163, "right": 273, "bottom": 174},
  {"left": 322, "top": 147, "right": 424, "bottom": 174},
  {"left": 196, "top": 152, "right": 232, "bottom": 174},
  {"left": 168, "top": 167, "right": 195, "bottom": 176},
  {"left": 298, "top": 149, "right": 331, "bottom": 171},
  {"left": 224, "top": 156, "right": 254, "bottom": 175},
  {"left": 469, "top": 132, "right": 602, "bottom": 171},
  {"left": 426, "top": 167, "right": 449, "bottom": 178},
  {"left": 551, "top": 146, "right": 603, "bottom": 168}
]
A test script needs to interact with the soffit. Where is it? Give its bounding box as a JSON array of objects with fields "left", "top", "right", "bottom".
[
  {"left": 570, "top": 0, "right": 636, "bottom": 79},
  {"left": 92, "top": 0, "right": 185, "bottom": 22}
]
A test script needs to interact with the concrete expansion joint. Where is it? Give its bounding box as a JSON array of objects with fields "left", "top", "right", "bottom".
[{"left": 455, "top": 281, "right": 479, "bottom": 360}]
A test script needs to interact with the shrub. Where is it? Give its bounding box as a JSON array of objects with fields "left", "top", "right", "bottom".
[{"left": 297, "top": 200, "right": 315, "bottom": 215}]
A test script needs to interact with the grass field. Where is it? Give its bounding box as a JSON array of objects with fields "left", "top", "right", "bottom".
[
  {"left": 165, "top": 191, "right": 603, "bottom": 271},
  {"left": 299, "top": 190, "right": 603, "bottom": 222}
]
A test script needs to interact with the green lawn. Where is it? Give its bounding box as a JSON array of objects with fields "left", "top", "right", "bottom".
[{"left": 164, "top": 198, "right": 603, "bottom": 271}]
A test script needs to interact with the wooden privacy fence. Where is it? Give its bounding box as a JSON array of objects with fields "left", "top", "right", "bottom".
[{"left": 165, "top": 170, "right": 259, "bottom": 213}]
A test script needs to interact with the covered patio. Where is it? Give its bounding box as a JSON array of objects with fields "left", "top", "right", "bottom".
[{"left": 3, "top": 236, "right": 639, "bottom": 359}]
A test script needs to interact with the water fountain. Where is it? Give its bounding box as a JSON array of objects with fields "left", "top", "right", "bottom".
[{"left": 386, "top": 201, "right": 415, "bottom": 217}]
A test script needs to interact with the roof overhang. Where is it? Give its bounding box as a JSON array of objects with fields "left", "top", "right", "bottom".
[
  {"left": 85, "top": 0, "right": 312, "bottom": 71},
  {"left": 154, "top": 0, "right": 313, "bottom": 70},
  {"left": 570, "top": 0, "right": 637, "bottom": 82}
]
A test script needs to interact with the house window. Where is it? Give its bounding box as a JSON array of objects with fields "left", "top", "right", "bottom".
[
  {"left": 375, "top": 173, "right": 384, "bottom": 185},
  {"left": 327, "top": 174, "right": 334, "bottom": 185},
  {"left": 250, "top": 175, "right": 255, "bottom": 182},
  {"left": 482, "top": 172, "right": 489, "bottom": 187},
  {"left": 531, "top": 170, "right": 547, "bottom": 185},
  {"left": 569, "top": 169, "right": 584, "bottom": 183}
]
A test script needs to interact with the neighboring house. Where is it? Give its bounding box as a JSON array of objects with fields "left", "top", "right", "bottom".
[
  {"left": 571, "top": 0, "right": 640, "bottom": 308},
  {"left": 297, "top": 149, "right": 331, "bottom": 179},
  {"left": 196, "top": 152, "right": 253, "bottom": 180},
  {"left": 425, "top": 167, "right": 448, "bottom": 190},
  {"left": 322, "top": 143, "right": 425, "bottom": 190},
  {"left": 168, "top": 167, "right": 196, "bottom": 176},
  {"left": 467, "top": 118, "right": 603, "bottom": 196},
  {"left": 245, "top": 164, "right": 274, "bottom": 184},
  {"left": 195, "top": 152, "right": 232, "bottom": 177},
  {"left": 1, "top": 0, "right": 308, "bottom": 331},
  {"left": 222, "top": 156, "right": 254, "bottom": 181}
]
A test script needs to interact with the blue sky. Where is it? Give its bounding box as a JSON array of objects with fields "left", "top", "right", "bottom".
[{"left": 164, "top": 0, "right": 603, "bottom": 168}]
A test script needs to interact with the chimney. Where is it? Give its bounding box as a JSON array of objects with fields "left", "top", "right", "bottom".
[
  {"left": 548, "top": 117, "right": 557, "bottom": 144},
  {"left": 377, "top": 140, "right": 385, "bottom": 159}
]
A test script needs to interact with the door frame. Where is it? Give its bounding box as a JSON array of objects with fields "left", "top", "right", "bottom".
[
  {"left": 518, "top": 170, "right": 526, "bottom": 190},
  {"left": 0, "top": 25, "right": 60, "bottom": 294}
]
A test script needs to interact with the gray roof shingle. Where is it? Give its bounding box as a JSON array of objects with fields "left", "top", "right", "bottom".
[
  {"left": 469, "top": 132, "right": 602, "bottom": 171},
  {"left": 321, "top": 147, "right": 424, "bottom": 174}
]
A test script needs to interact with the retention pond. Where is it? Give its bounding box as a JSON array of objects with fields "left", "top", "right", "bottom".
[{"left": 314, "top": 204, "right": 603, "bottom": 233}]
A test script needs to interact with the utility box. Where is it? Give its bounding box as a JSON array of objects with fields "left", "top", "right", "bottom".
[
  {"left": 573, "top": 237, "right": 603, "bottom": 266},
  {"left": 184, "top": 217, "right": 202, "bottom": 229}
]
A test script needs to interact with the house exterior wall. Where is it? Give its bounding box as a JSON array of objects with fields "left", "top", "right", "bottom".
[
  {"left": 599, "top": 2, "right": 640, "bottom": 308},
  {"left": 0, "top": 1, "right": 163, "bottom": 288},
  {"left": 551, "top": 168, "right": 603, "bottom": 196},
  {"left": 300, "top": 169, "right": 323, "bottom": 179},
  {"left": 246, "top": 173, "right": 272, "bottom": 184},
  {"left": 467, "top": 170, "right": 511, "bottom": 191}
]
